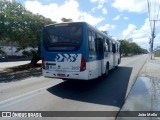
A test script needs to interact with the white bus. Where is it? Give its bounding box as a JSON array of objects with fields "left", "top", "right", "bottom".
[{"left": 42, "top": 22, "right": 121, "bottom": 80}]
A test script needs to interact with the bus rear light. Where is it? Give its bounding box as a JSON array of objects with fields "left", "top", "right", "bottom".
[
  {"left": 42, "top": 57, "right": 45, "bottom": 69},
  {"left": 80, "top": 56, "right": 86, "bottom": 71}
]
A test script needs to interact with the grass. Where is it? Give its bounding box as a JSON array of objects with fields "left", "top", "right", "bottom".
[
  {"left": 154, "top": 50, "right": 160, "bottom": 57},
  {"left": 0, "top": 63, "right": 41, "bottom": 74}
]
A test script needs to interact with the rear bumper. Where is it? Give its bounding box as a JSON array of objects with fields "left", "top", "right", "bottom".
[{"left": 42, "top": 69, "right": 89, "bottom": 80}]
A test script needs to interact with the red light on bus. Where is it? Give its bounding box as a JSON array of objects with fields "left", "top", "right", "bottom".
[
  {"left": 80, "top": 56, "right": 86, "bottom": 71},
  {"left": 42, "top": 57, "right": 45, "bottom": 69}
]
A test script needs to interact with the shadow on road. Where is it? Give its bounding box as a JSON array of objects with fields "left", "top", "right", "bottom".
[{"left": 47, "top": 66, "right": 132, "bottom": 108}]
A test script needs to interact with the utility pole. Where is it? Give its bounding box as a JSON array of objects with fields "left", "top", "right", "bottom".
[{"left": 150, "top": 20, "right": 156, "bottom": 59}]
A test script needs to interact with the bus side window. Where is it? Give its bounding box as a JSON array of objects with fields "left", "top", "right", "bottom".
[
  {"left": 88, "top": 30, "right": 96, "bottom": 57},
  {"left": 112, "top": 43, "right": 116, "bottom": 53},
  {"left": 110, "top": 40, "right": 112, "bottom": 52},
  {"left": 115, "top": 43, "right": 117, "bottom": 53},
  {"left": 104, "top": 39, "right": 108, "bottom": 52},
  {"left": 117, "top": 44, "right": 119, "bottom": 53},
  {"left": 106, "top": 38, "right": 109, "bottom": 52}
]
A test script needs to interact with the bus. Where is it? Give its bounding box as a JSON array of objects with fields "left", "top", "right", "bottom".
[{"left": 41, "top": 22, "right": 121, "bottom": 80}]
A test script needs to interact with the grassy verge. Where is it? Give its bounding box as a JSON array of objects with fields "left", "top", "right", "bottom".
[
  {"left": 1, "top": 63, "right": 41, "bottom": 74},
  {"left": 154, "top": 50, "right": 160, "bottom": 57},
  {"left": 0, "top": 63, "right": 42, "bottom": 82}
]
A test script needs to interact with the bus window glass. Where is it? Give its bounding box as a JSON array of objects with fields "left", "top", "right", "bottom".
[
  {"left": 117, "top": 44, "right": 119, "bottom": 52},
  {"left": 43, "top": 23, "right": 82, "bottom": 51},
  {"left": 112, "top": 43, "right": 117, "bottom": 53},
  {"left": 88, "top": 31, "right": 96, "bottom": 57},
  {"left": 105, "top": 38, "right": 109, "bottom": 52},
  {"left": 110, "top": 40, "right": 112, "bottom": 52}
]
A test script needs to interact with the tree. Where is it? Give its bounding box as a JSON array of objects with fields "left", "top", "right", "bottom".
[
  {"left": 118, "top": 39, "right": 147, "bottom": 56},
  {"left": 0, "top": 0, "right": 55, "bottom": 66},
  {"left": 118, "top": 40, "right": 131, "bottom": 56},
  {"left": 0, "top": 47, "right": 5, "bottom": 55}
]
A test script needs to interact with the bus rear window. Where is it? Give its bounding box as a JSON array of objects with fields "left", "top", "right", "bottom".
[{"left": 43, "top": 23, "right": 82, "bottom": 51}]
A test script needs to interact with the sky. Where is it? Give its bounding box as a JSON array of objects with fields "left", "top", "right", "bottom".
[{"left": 16, "top": 0, "right": 160, "bottom": 50}]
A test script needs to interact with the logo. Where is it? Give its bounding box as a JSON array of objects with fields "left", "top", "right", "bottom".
[
  {"left": 2, "top": 112, "right": 11, "bottom": 117},
  {"left": 54, "top": 54, "right": 79, "bottom": 62},
  {"left": 1, "top": 112, "right": 42, "bottom": 118},
  {"left": 58, "top": 65, "right": 61, "bottom": 69}
]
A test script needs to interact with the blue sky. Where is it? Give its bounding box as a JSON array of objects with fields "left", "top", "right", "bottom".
[{"left": 16, "top": 0, "right": 160, "bottom": 50}]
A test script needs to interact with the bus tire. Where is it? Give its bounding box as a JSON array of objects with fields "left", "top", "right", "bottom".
[
  {"left": 115, "top": 65, "right": 118, "bottom": 69},
  {"left": 104, "top": 64, "right": 109, "bottom": 77}
]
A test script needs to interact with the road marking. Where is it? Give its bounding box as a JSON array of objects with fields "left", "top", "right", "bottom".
[{"left": 0, "top": 83, "right": 58, "bottom": 108}]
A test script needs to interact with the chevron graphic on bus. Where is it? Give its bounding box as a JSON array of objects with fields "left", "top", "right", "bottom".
[{"left": 54, "top": 54, "right": 80, "bottom": 62}]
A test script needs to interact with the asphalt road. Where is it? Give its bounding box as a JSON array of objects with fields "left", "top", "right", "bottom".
[{"left": 0, "top": 54, "right": 148, "bottom": 120}]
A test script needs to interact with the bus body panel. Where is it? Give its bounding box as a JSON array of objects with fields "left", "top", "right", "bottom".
[
  {"left": 87, "top": 60, "right": 100, "bottom": 79},
  {"left": 43, "top": 67, "right": 89, "bottom": 80}
]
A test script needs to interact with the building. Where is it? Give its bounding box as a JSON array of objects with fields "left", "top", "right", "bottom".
[{"left": 0, "top": 41, "right": 37, "bottom": 58}]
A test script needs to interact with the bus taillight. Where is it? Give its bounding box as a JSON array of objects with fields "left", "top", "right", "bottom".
[
  {"left": 80, "top": 56, "right": 86, "bottom": 71},
  {"left": 42, "top": 57, "right": 45, "bottom": 69}
]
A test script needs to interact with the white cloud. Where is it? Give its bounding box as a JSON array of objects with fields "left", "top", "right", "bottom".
[
  {"left": 122, "top": 24, "right": 136, "bottom": 39},
  {"left": 102, "top": 8, "right": 107, "bottom": 14},
  {"left": 79, "top": 12, "right": 104, "bottom": 25},
  {"left": 97, "top": 4, "right": 103, "bottom": 9},
  {"left": 99, "top": 0, "right": 107, "bottom": 5},
  {"left": 134, "top": 19, "right": 160, "bottom": 49},
  {"left": 122, "top": 23, "right": 150, "bottom": 49},
  {"left": 91, "top": 7, "right": 96, "bottom": 12},
  {"left": 122, "top": 18, "right": 160, "bottom": 49},
  {"left": 123, "top": 17, "right": 128, "bottom": 20},
  {"left": 98, "top": 24, "right": 116, "bottom": 31},
  {"left": 112, "top": 0, "right": 146, "bottom": 13},
  {"left": 90, "top": 0, "right": 107, "bottom": 5},
  {"left": 90, "top": 0, "right": 98, "bottom": 3},
  {"left": 90, "top": 0, "right": 108, "bottom": 14},
  {"left": 25, "top": 0, "right": 104, "bottom": 26},
  {"left": 113, "top": 15, "right": 121, "bottom": 20}
]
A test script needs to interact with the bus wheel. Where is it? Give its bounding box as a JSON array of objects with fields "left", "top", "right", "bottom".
[{"left": 105, "top": 64, "right": 109, "bottom": 77}]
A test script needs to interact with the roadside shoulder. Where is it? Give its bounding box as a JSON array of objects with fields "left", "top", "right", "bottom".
[{"left": 116, "top": 57, "right": 160, "bottom": 119}]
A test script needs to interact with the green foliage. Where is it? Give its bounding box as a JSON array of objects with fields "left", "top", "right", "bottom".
[
  {"left": 118, "top": 39, "right": 148, "bottom": 56},
  {"left": 0, "top": 47, "right": 5, "bottom": 54},
  {"left": 0, "top": 0, "right": 54, "bottom": 46},
  {"left": 0, "top": 0, "right": 55, "bottom": 65}
]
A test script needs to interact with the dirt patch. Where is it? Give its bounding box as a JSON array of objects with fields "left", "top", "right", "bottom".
[
  {"left": 0, "top": 63, "right": 41, "bottom": 73},
  {"left": 0, "top": 63, "right": 42, "bottom": 82}
]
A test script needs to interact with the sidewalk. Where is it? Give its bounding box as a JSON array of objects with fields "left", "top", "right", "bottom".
[{"left": 116, "top": 57, "right": 160, "bottom": 119}]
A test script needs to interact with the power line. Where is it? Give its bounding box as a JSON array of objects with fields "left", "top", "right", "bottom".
[{"left": 146, "top": 0, "right": 160, "bottom": 59}]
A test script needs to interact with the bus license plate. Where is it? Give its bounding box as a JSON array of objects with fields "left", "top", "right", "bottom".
[{"left": 57, "top": 74, "right": 65, "bottom": 77}]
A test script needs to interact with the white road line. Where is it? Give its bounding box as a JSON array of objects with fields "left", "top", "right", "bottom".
[{"left": 0, "top": 83, "right": 58, "bottom": 105}]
